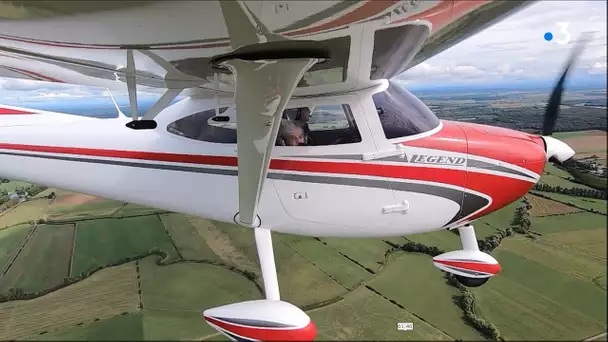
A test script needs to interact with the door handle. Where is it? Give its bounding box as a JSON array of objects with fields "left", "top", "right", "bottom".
[{"left": 382, "top": 201, "right": 410, "bottom": 214}]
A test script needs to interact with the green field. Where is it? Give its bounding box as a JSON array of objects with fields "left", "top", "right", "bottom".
[
  {"left": 71, "top": 215, "right": 179, "bottom": 276},
  {"left": 0, "top": 180, "right": 30, "bottom": 193},
  {"left": 319, "top": 236, "right": 408, "bottom": 272},
  {"left": 46, "top": 199, "right": 125, "bottom": 222},
  {"left": 536, "top": 191, "right": 607, "bottom": 213},
  {"left": 0, "top": 263, "right": 139, "bottom": 340},
  {"left": 0, "top": 224, "right": 74, "bottom": 294},
  {"left": 310, "top": 286, "right": 452, "bottom": 341},
  {"left": 531, "top": 212, "right": 606, "bottom": 234},
  {"left": 139, "top": 257, "right": 261, "bottom": 312},
  {"left": 114, "top": 203, "right": 167, "bottom": 218},
  {"left": 500, "top": 235, "right": 605, "bottom": 286},
  {"left": 472, "top": 248, "right": 606, "bottom": 340},
  {"left": 499, "top": 249, "right": 605, "bottom": 322},
  {"left": 0, "top": 223, "right": 30, "bottom": 268},
  {"left": 553, "top": 131, "right": 597, "bottom": 139},
  {"left": 544, "top": 228, "right": 606, "bottom": 259},
  {"left": 543, "top": 163, "right": 573, "bottom": 178},
  {"left": 205, "top": 220, "right": 348, "bottom": 308},
  {"left": 0, "top": 174, "right": 606, "bottom": 341},
  {"left": 33, "top": 188, "right": 75, "bottom": 199},
  {"left": 158, "top": 213, "right": 219, "bottom": 261},
  {"left": 33, "top": 313, "right": 144, "bottom": 341},
  {"left": 0, "top": 198, "right": 50, "bottom": 229},
  {"left": 369, "top": 252, "right": 485, "bottom": 340},
  {"left": 141, "top": 310, "right": 222, "bottom": 341},
  {"left": 477, "top": 200, "right": 521, "bottom": 230},
  {"left": 279, "top": 235, "right": 371, "bottom": 289},
  {"left": 472, "top": 273, "right": 605, "bottom": 340}
]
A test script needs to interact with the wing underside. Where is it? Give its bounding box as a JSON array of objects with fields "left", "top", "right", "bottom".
[{"left": 0, "top": 1, "right": 532, "bottom": 95}]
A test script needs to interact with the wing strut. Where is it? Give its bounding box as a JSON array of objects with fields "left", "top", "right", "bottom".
[
  {"left": 123, "top": 49, "right": 192, "bottom": 130},
  {"left": 211, "top": 0, "right": 329, "bottom": 227}
]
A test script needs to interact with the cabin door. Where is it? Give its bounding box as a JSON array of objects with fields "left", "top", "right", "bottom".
[{"left": 271, "top": 94, "right": 398, "bottom": 232}]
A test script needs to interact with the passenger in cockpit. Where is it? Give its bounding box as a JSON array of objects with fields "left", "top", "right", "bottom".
[
  {"left": 276, "top": 107, "right": 311, "bottom": 146},
  {"left": 277, "top": 120, "right": 307, "bottom": 146}
]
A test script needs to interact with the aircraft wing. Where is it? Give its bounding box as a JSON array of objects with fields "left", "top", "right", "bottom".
[{"left": 0, "top": 0, "right": 533, "bottom": 96}]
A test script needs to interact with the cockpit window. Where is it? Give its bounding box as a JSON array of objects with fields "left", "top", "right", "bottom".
[
  {"left": 167, "top": 104, "right": 362, "bottom": 146},
  {"left": 372, "top": 81, "right": 440, "bottom": 139}
]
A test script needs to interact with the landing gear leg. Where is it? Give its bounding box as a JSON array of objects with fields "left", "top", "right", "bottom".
[
  {"left": 203, "top": 226, "right": 316, "bottom": 341},
  {"left": 433, "top": 224, "right": 501, "bottom": 287},
  {"left": 458, "top": 224, "right": 479, "bottom": 252},
  {"left": 254, "top": 227, "right": 280, "bottom": 301},
  {"left": 455, "top": 224, "right": 489, "bottom": 287}
]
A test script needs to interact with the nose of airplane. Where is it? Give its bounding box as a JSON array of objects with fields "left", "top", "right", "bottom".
[
  {"left": 454, "top": 122, "right": 550, "bottom": 220},
  {"left": 457, "top": 122, "right": 548, "bottom": 175}
]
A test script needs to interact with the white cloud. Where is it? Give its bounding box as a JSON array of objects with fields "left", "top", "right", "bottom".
[
  {"left": 588, "top": 61, "right": 607, "bottom": 74},
  {"left": 36, "top": 92, "right": 85, "bottom": 98},
  {"left": 400, "top": 0, "right": 607, "bottom": 86}
]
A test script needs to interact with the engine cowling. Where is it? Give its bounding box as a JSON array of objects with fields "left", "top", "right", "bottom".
[
  {"left": 432, "top": 250, "right": 501, "bottom": 279},
  {"left": 202, "top": 299, "right": 316, "bottom": 341}
]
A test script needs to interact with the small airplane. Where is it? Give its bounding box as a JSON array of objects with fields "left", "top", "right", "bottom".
[{"left": 0, "top": 1, "right": 583, "bottom": 340}]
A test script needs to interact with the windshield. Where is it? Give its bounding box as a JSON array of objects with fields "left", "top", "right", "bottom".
[{"left": 372, "top": 81, "right": 440, "bottom": 139}]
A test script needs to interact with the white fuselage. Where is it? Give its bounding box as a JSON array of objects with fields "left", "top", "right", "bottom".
[{"left": 0, "top": 84, "right": 544, "bottom": 237}]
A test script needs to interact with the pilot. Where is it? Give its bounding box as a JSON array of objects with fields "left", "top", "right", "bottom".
[
  {"left": 276, "top": 107, "right": 312, "bottom": 146},
  {"left": 276, "top": 120, "right": 307, "bottom": 146}
]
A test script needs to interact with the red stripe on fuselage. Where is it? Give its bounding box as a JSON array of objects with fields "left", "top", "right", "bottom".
[
  {"left": 0, "top": 107, "right": 36, "bottom": 115},
  {"left": 205, "top": 316, "right": 316, "bottom": 341},
  {"left": 0, "top": 142, "right": 467, "bottom": 186}
]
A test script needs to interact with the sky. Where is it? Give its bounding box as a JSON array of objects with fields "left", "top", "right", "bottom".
[
  {"left": 0, "top": 0, "right": 606, "bottom": 105},
  {"left": 399, "top": 0, "right": 607, "bottom": 90}
]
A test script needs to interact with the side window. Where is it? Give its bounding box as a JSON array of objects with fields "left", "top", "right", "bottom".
[
  {"left": 276, "top": 105, "right": 361, "bottom": 146},
  {"left": 166, "top": 104, "right": 362, "bottom": 146},
  {"left": 167, "top": 107, "right": 237, "bottom": 143},
  {"left": 372, "top": 81, "right": 440, "bottom": 139}
]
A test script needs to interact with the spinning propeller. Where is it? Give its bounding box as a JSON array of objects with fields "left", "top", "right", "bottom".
[{"left": 539, "top": 33, "right": 590, "bottom": 164}]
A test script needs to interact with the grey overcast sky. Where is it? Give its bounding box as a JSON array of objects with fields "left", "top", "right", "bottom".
[
  {"left": 398, "top": 0, "right": 607, "bottom": 87},
  {"left": 0, "top": 0, "right": 606, "bottom": 102}
]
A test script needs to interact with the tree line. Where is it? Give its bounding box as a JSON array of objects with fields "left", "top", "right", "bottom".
[
  {"left": 434, "top": 105, "right": 607, "bottom": 133},
  {"left": 532, "top": 183, "right": 607, "bottom": 199}
]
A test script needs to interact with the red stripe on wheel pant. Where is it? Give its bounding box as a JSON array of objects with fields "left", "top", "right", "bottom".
[
  {"left": 434, "top": 259, "right": 501, "bottom": 275},
  {"left": 205, "top": 316, "right": 316, "bottom": 341}
]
